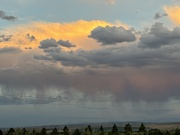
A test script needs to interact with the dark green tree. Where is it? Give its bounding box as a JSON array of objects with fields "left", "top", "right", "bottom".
[
  {"left": 63, "top": 126, "right": 69, "bottom": 135},
  {"left": 175, "top": 128, "right": 180, "bottom": 135},
  {"left": 0, "top": 130, "right": 3, "bottom": 135},
  {"left": 99, "top": 125, "right": 104, "bottom": 135},
  {"left": 124, "top": 123, "right": 132, "bottom": 133},
  {"left": 22, "top": 128, "right": 27, "bottom": 135},
  {"left": 164, "top": 130, "right": 170, "bottom": 135},
  {"left": 139, "top": 123, "right": 146, "bottom": 132},
  {"left": 148, "top": 129, "right": 162, "bottom": 135},
  {"left": 99, "top": 125, "right": 104, "bottom": 132},
  {"left": 73, "top": 129, "right": 81, "bottom": 135},
  {"left": 87, "top": 125, "right": 92, "bottom": 134},
  {"left": 35, "top": 132, "right": 40, "bottom": 135},
  {"left": 108, "top": 131, "right": 112, "bottom": 135},
  {"left": 7, "top": 128, "right": 15, "bottom": 135},
  {"left": 41, "top": 128, "right": 47, "bottom": 135},
  {"left": 111, "top": 124, "right": 118, "bottom": 134},
  {"left": 51, "top": 128, "right": 58, "bottom": 135},
  {"left": 85, "top": 128, "right": 87, "bottom": 133},
  {"left": 32, "top": 129, "right": 36, "bottom": 135}
]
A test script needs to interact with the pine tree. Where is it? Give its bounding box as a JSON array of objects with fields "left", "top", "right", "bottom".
[
  {"left": 88, "top": 125, "right": 92, "bottom": 134},
  {"left": 22, "top": 128, "right": 27, "bottom": 135},
  {"left": 32, "top": 129, "right": 36, "bottom": 134},
  {"left": 51, "top": 128, "right": 58, "bottom": 135},
  {"left": 0, "top": 130, "right": 3, "bottom": 135},
  {"left": 124, "top": 123, "right": 132, "bottom": 133},
  {"left": 139, "top": 123, "right": 146, "bottom": 132},
  {"left": 99, "top": 125, "right": 104, "bottom": 132},
  {"left": 73, "top": 129, "right": 81, "bottom": 135},
  {"left": 7, "top": 128, "right": 15, "bottom": 135},
  {"left": 175, "top": 128, "right": 180, "bottom": 135},
  {"left": 99, "top": 125, "right": 104, "bottom": 135},
  {"left": 112, "top": 124, "right": 118, "bottom": 134},
  {"left": 63, "top": 126, "right": 69, "bottom": 135},
  {"left": 41, "top": 128, "right": 47, "bottom": 135}
]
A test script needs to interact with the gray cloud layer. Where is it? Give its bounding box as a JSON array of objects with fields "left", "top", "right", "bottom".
[
  {"left": 0, "top": 10, "right": 17, "bottom": 21},
  {"left": 36, "top": 39, "right": 180, "bottom": 68},
  {"left": 88, "top": 26, "right": 136, "bottom": 45},
  {"left": 31, "top": 22, "right": 180, "bottom": 102},
  {"left": 0, "top": 95, "right": 63, "bottom": 105},
  {"left": 1, "top": 64, "right": 180, "bottom": 103},
  {"left": 1, "top": 23, "right": 180, "bottom": 104},
  {"left": 0, "top": 47, "right": 22, "bottom": 53},
  {"left": 140, "top": 22, "right": 180, "bottom": 48}
]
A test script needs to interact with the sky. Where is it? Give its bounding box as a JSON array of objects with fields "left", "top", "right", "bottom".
[{"left": 1, "top": 0, "right": 180, "bottom": 128}]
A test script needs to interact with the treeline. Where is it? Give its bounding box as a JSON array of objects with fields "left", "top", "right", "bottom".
[{"left": 1, "top": 123, "right": 180, "bottom": 135}]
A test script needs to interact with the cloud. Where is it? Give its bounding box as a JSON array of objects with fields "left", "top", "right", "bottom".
[
  {"left": 0, "top": 20, "right": 114, "bottom": 50},
  {"left": 139, "top": 22, "right": 180, "bottom": 48},
  {"left": 1, "top": 20, "right": 180, "bottom": 104},
  {"left": 88, "top": 26, "right": 136, "bottom": 45},
  {"left": 25, "top": 47, "right": 32, "bottom": 50},
  {"left": 1, "top": 63, "right": 180, "bottom": 103},
  {"left": 26, "top": 34, "right": 36, "bottom": 42},
  {"left": 105, "top": 0, "right": 116, "bottom": 5},
  {"left": 37, "top": 44, "right": 180, "bottom": 70},
  {"left": 57, "top": 39, "right": 76, "bottom": 48},
  {"left": 36, "top": 47, "right": 88, "bottom": 67},
  {"left": 39, "top": 38, "right": 58, "bottom": 49},
  {"left": 0, "top": 34, "right": 12, "bottom": 42},
  {"left": 0, "top": 95, "right": 63, "bottom": 105},
  {"left": 0, "top": 47, "right": 22, "bottom": 53},
  {"left": 0, "top": 10, "right": 17, "bottom": 21},
  {"left": 154, "top": 12, "right": 168, "bottom": 19},
  {"left": 39, "top": 38, "right": 76, "bottom": 50},
  {"left": 1, "top": 47, "right": 180, "bottom": 104},
  {"left": 164, "top": 6, "right": 180, "bottom": 25}
]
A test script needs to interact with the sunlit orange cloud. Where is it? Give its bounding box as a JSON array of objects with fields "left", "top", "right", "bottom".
[
  {"left": 164, "top": 6, "right": 180, "bottom": 25},
  {"left": 1, "top": 20, "right": 129, "bottom": 50}
]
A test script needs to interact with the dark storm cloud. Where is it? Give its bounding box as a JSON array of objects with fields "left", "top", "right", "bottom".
[
  {"left": 88, "top": 26, "right": 136, "bottom": 45},
  {"left": 0, "top": 10, "right": 17, "bottom": 21},
  {"left": 2, "top": 23, "right": 180, "bottom": 105},
  {"left": 35, "top": 48, "right": 88, "bottom": 67},
  {"left": 36, "top": 40, "right": 180, "bottom": 68},
  {"left": 1, "top": 65, "right": 180, "bottom": 103},
  {"left": 0, "top": 47, "right": 22, "bottom": 53},
  {"left": 154, "top": 12, "right": 168, "bottom": 19},
  {"left": 57, "top": 39, "right": 76, "bottom": 48},
  {"left": 140, "top": 22, "right": 180, "bottom": 48}
]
